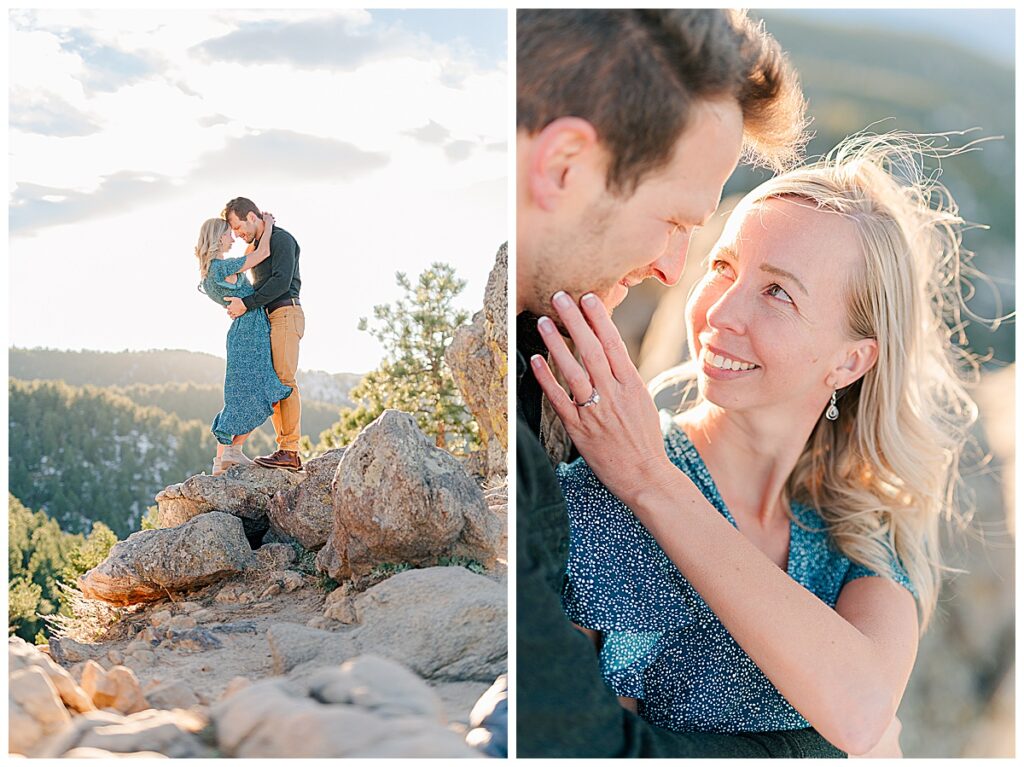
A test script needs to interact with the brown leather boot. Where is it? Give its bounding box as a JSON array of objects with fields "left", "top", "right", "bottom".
[{"left": 253, "top": 449, "right": 303, "bottom": 471}]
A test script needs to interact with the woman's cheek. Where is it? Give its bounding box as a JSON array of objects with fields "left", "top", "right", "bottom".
[{"left": 687, "top": 278, "right": 722, "bottom": 326}]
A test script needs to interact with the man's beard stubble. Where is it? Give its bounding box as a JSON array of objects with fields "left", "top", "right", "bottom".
[{"left": 525, "top": 197, "right": 619, "bottom": 324}]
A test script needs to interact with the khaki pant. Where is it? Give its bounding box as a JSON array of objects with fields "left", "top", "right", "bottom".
[{"left": 268, "top": 304, "right": 304, "bottom": 452}]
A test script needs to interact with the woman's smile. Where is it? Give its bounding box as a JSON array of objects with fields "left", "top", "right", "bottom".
[{"left": 699, "top": 344, "right": 760, "bottom": 379}]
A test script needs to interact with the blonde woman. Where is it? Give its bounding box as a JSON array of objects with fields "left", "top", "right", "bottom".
[
  {"left": 195, "top": 213, "right": 291, "bottom": 474},
  {"left": 531, "top": 134, "right": 978, "bottom": 756}
]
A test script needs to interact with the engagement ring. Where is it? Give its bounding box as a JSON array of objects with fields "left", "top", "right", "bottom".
[{"left": 572, "top": 387, "right": 600, "bottom": 409}]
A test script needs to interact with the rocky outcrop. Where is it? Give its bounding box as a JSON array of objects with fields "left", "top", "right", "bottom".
[
  {"left": 316, "top": 411, "right": 502, "bottom": 580},
  {"left": 10, "top": 666, "right": 73, "bottom": 754},
  {"left": 9, "top": 636, "right": 93, "bottom": 714},
  {"left": 33, "top": 708, "right": 211, "bottom": 758},
  {"left": 23, "top": 357, "right": 509, "bottom": 757},
  {"left": 78, "top": 512, "right": 255, "bottom": 605},
  {"left": 322, "top": 567, "right": 506, "bottom": 682},
  {"left": 79, "top": 661, "right": 148, "bottom": 714},
  {"left": 897, "top": 366, "right": 1016, "bottom": 757},
  {"left": 445, "top": 243, "right": 508, "bottom": 479},
  {"left": 266, "top": 623, "right": 358, "bottom": 676},
  {"left": 267, "top": 449, "right": 345, "bottom": 550},
  {"left": 144, "top": 680, "right": 201, "bottom": 711},
  {"left": 8, "top": 638, "right": 209, "bottom": 758},
  {"left": 211, "top": 655, "right": 479, "bottom": 758},
  {"left": 15, "top": 561, "right": 505, "bottom": 757},
  {"left": 155, "top": 466, "right": 304, "bottom": 544}
]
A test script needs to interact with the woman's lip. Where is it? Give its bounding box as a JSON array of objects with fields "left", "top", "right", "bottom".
[
  {"left": 700, "top": 353, "right": 759, "bottom": 379},
  {"left": 701, "top": 343, "right": 758, "bottom": 368}
]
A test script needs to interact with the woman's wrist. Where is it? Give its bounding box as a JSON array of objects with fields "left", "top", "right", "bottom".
[{"left": 617, "top": 455, "right": 687, "bottom": 513}]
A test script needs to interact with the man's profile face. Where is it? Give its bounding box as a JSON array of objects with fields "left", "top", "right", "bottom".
[
  {"left": 526, "top": 98, "right": 745, "bottom": 317},
  {"left": 226, "top": 211, "right": 259, "bottom": 244}
]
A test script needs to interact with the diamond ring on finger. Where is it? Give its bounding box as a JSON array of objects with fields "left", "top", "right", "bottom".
[{"left": 571, "top": 387, "right": 600, "bottom": 409}]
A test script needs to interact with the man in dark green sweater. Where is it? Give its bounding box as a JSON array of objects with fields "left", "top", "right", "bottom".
[
  {"left": 223, "top": 196, "right": 304, "bottom": 471},
  {"left": 516, "top": 10, "right": 843, "bottom": 757}
]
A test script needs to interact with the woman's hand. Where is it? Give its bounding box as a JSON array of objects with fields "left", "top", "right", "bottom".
[
  {"left": 262, "top": 211, "right": 275, "bottom": 229},
  {"left": 530, "top": 291, "right": 676, "bottom": 505}
]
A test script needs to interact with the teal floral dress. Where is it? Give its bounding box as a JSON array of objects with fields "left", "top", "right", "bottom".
[
  {"left": 558, "top": 411, "right": 916, "bottom": 733},
  {"left": 201, "top": 256, "right": 292, "bottom": 445}
]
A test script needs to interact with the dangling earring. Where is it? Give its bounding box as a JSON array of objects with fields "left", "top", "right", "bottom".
[{"left": 825, "top": 390, "right": 839, "bottom": 421}]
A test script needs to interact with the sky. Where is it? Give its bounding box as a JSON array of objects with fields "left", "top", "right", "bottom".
[{"left": 8, "top": 9, "right": 508, "bottom": 374}]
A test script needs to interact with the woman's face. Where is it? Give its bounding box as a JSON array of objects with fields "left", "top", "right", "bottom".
[
  {"left": 219, "top": 229, "right": 234, "bottom": 255},
  {"left": 685, "top": 196, "right": 870, "bottom": 419}
]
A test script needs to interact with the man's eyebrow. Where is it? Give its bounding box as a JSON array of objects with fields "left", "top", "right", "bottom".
[{"left": 760, "top": 263, "right": 808, "bottom": 296}]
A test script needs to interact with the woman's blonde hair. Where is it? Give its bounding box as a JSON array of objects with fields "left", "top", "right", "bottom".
[
  {"left": 195, "top": 217, "right": 230, "bottom": 279},
  {"left": 659, "top": 132, "right": 985, "bottom": 630}
]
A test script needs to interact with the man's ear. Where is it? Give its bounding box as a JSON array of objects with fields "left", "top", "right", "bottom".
[
  {"left": 526, "top": 117, "right": 603, "bottom": 212},
  {"left": 828, "top": 338, "right": 878, "bottom": 390}
]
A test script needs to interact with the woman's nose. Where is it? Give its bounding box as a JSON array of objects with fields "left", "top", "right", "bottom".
[{"left": 705, "top": 283, "right": 749, "bottom": 335}]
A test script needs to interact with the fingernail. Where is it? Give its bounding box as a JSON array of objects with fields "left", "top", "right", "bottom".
[
  {"left": 581, "top": 293, "right": 599, "bottom": 306},
  {"left": 537, "top": 316, "right": 555, "bottom": 333},
  {"left": 551, "top": 291, "right": 571, "bottom": 308},
  {"left": 530, "top": 354, "right": 544, "bottom": 367}
]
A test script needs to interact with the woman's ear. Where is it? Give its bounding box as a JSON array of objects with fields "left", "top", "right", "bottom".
[
  {"left": 828, "top": 338, "right": 879, "bottom": 390},
  {"left": 525, "top": 117, "right": 602, "bottom": 212}
]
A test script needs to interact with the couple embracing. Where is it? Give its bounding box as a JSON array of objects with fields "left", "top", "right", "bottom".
[
  {"left": 518, "top": 10, "right": 976, "bottom": 758},
  {"left": 194, "top": 197, "right": 305, "bottom": 475}
]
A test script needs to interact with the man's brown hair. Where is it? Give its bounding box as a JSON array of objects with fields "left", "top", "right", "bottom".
[
  {"left": 517, "top": 10, "right": 809, "bottom": 194},
  {"left": 222, "top": 197, "right": 260, "bottom": 222}
]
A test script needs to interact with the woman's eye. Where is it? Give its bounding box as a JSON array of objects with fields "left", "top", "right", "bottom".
[{"left": 765, "top": 283, "right": 793, "bottom": 304}]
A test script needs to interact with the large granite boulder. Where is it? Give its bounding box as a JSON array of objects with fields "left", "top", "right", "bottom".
[
  {"left": 445, "top": 243, "right": 508, "bottom": 480},
  {"left": 267, "top": 449, "right": 344, "bottom": 551},
  {"left": 155, "top": 466, "right": 305, "bottom": 544},
  {"left": 78, "top": 512, "right": 255, "bottom": 605},
  {"left": 9, "top": 666, "right": 72, "bottom": 755},
  {"left": 211, "top": 656, "right": 479, "bottom": 758},
  {"left": 897, "top": 368, "right": 1016, "bottom": 757},
  {"left": 266, "top": 623, "right": 358, "bottom": 676},
  {"left": 316, "top": 411, "right": 502, "bottom": 580},
  {"left": 9, "top": 636, "right": 93, "bottom": 713},
  {"left": 33, "top": 708, "right": 211, "bottom": 758},
  {"left": 325, "top": 567, "right": 506, "bottom": 683},
  {"left": 79, "top": 660, "right": 148, "bottom": 714}
]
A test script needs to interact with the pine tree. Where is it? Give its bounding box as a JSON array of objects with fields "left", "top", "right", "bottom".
[
  {"left": 8, "top": 495, "right": 88, "bottom": 640},
  {"left": 315, "top": 263, "right": 478, "bottom": 453}
]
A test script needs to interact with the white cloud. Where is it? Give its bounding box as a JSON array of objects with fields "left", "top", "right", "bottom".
[
  {"left": 405, "top": 120, "right": 451, "bottom": 145},
  {"left": 9, "top": 90, "right": 102, "bottom": 137},
  {"left": 190, "top": 12, "right": 416, "bottom": 72},
  {"left": 8, "top": 9, "right": 508, "bottom": 374},
  {"left": 192, "top": 130, "right": 390, "bottom": 182}
]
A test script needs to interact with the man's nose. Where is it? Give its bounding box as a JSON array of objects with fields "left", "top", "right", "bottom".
[{"left": 650, "top": 230, "right": 691, "bottom": 286}]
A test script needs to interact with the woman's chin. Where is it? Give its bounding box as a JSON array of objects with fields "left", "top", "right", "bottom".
[{"left": 698, "top": 374, "right": 755, "bottom": 410}]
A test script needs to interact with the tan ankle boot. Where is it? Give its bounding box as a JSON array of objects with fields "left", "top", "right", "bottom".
[{"left": 220, "top": 446, "right": 242, "bottom": 471}]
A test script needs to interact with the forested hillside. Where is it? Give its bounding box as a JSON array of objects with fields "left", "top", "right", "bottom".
[
  {"left": 108, "top": 382, "right": 344, "bottom": 448},
  {"left": 8, "top": 494, "right": 116, "bottom": 642},
  {"left": 9, "top": 348, "right": 227, "bottom": 388},
  {"left": 9, "top": 379, "right": 220, "bottom": 538},
  {"left": 7, "top": 349, "right": 365, "bottom": 544},
  {"left": 9, "top": 347, "right": 362, "bottom": 407}
]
